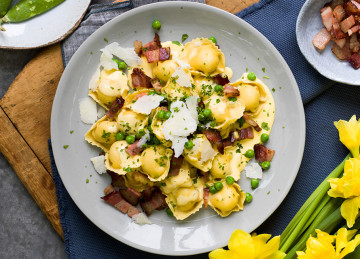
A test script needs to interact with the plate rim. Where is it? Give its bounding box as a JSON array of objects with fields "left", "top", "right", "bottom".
[{"left": 51, "top": 1, "right": 306, "bottom": 255}]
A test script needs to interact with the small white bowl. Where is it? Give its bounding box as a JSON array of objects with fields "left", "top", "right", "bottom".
[{"left": 296, "top": 0, "right": 360, "bottom": 85}]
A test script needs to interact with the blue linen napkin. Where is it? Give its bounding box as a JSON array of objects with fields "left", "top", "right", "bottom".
[{"left": 50, "top": 0, "right": 360, "bottom": 258}]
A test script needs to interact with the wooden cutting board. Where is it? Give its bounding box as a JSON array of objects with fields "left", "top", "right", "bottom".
[{"left": 0, "top": 0, "right": 258, "bottom": 239}]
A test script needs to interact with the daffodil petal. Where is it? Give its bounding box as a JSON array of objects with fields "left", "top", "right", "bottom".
[
  {"left": 252, "top": 234, "right": 271, "bottom": 252},
  {"left": 208, "top": 248, "right": 238, "bottom": 259},
  {"left": 340, "top": 197, "right": 360, "bottom": 228},
  {"left": 334, "top": 115, "right": 360, "bottom": 158},
  {"left": 228, "top": 229, "right": 254, "bottom": 257},
  {"left": 338, "top": 234, "right": 360, "bottom": 258},
  {"left": 335, "top": 228, "right": 348, "bottom": 252},
  {"left": 257, "top": 236, "right": 283, "bottom": 259}
]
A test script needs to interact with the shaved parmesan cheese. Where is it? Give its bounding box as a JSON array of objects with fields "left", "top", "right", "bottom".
[
  {"left": 100, "top": 51, "right": 118, "bottom": 71},
  {"left": 79, "top": 98, "right": 97, "bottom": 124},
  {"left": 200, "top": 138, "right": 217, "bottom": 162},
  {"left": 172, "top": 67, "right": 192, "bottom": 88},
  {"left": 132, "top": 95, "right": 164, "bottom": 114},
  {"left": 89, "top": 67, "right": 100, "bottom": 91},
  {"left": 162, "top": 101, "right": 197, "bottom": 139},
  {"left": 132, "top": 213, "right": 152, "bottom": 225},
  {"left": 137, "top": 130, "right": 150, "bottom": 147},
  {"left": 173, "top": 56, "right": 190, "bottom": 68},
  {"left": 101, "top": 42, "right": 142, "bottom": 67},
  {"left": 90, "top": 155, "right": 106, "bottom": 174},
  {"left": 171, "top": 137, "right": 187, "bottom": 158},
  {"left": 185, "top": 95, "right": 199, "bottom": 124},
  {"left": 245, "top": 160, "right": 263, "bottom": 179},
  {"left": 97, "top": 106, "right": 106, "bottom": 119}
]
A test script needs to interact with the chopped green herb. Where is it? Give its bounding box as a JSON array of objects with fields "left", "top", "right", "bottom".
[
  {"left": 86, "top": 179, "right": 89, "bottom": 183},
  {"left": 261, "top": 122, "right": 270, "bottom": 131},
  {"left": 182, "top": 34, "right": 188, "bottom": 42},
  {"left": 263, "top": 76, "right": 270, "bottom": 79},
  {"left": 70, "top": 130, "right": 74, "bottom": 134},
  {"left": 262, "top": 67, "right": 265, "bottom": 72},
  {"left": 272, "top": 88, "right": 275, "bottom": 92},
  {"left": 63, "top": 145, "right": 69, "bottom": 149},
  {"left": 104, "top": 38, "right": 108, "bottom": 43},
  {"left": 172, "top": 41, "right": 180, "bottom": 46}
]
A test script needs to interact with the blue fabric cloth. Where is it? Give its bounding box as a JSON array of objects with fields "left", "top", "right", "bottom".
[{"left": 49, "top": 0, "right": 360, "bottom": 258}]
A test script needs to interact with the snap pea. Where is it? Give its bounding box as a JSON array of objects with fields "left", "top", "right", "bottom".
[
  {"left": 1, "top": 0, "right": 65, "bottom": 31},
  {"left": 0, "top": 0, "right": 12, "bottom": 18}
]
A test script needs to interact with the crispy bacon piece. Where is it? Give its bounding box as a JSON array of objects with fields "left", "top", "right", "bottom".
[
  {"left": 125, "top": 140, "right": 143, "bottom": 156},
  {"left": 144, "top": 47, "right": 170, "bottom": 63},
  {"left": 254, "top": 144, "right": 275, "bottom": 163},
  {"left": 223, "top": 84, "right": 240, "bottom": 97},
  {"left": 333, "top": 20, "right": 348, "bottom": 39},
  {"left": 151, "top": 78, "right": 163, "bottom": 93},
  {"left": 107, "top": 170, "right": 126, "bottom": 187},
  {"left": 104, "top": 184, "right": 116, "bottom": 195},
  {"left": 131, "top": 67, "right": 152, "bottom": 88},
  {"left": 313, "top": 28, "right": 332, "bottom": 50},
  {"left": 213, "top": 74, "right": 230, "bottom": 86},
  {"left": 348, "top": 24, "right": 360, "bottom": 35},
  {"left": 334, "top": 38, "right": 347, "bottom": 47},
  {"left": 344, "top": 0, "right": 360, "bottom": 15},
  {"left": 143, "top": 33, "right": 161, "bottom": 51},
  {"left": 321, "top": 6, "right": 335, "bottom": 31},
  {"left": 140, "top": 188, "right": 167, "bottom": 216},
  {"left": 326, "top": 0, "right": 345, "bottom": 9},
  {"left": 203, "top": 129, "right": 224, "bottom": 154},
  {"left": 347, "top": 53, "right": 360, "bottom": 69},
  {"left": 340, "top": 15, "right": 356, "bottom": 32},
  {"left": 231, "top": 127, "right": 254, "bottom": 142},
  {"left": 221, "top": 138, "right": 232, "bottom": 148},
  {"left": 204, "top": 187, "right": 210, "bottom": 209},
  {"left": 243, "top": 113, "right": 262, "bottom": 132},
  {"left": 134, "top": 40, "right": 143, "bottom": 57},
  {"left": 332, "top": 38, "right": 351, "bottom": 59},
  {"left": 119, "top": 187, "right": 142, "bottom": 206},
  {"left": 102, "top": 191, "right": 141, "bottom": 218},
  {"left": 198, "top": 170, "right": 210, "bottom": 183},
  {"left": 169, "top": 156, "right": 184, "bottom": 177},
  {"left": 350, "top": 34, "right": 360, "bottom": 52},
  {"left": 333, "top": 4, "right": 346, "bottom": 22},
  {"left": 106, "top": 97, "right": 124, "bottom": 118},
  {"left": 142, "top": 187, "right": 156, "bottom": 201}
]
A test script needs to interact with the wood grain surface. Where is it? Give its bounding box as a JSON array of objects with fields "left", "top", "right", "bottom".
[{"left": 0, "top": 0, "right": 258, "bottom": 238}]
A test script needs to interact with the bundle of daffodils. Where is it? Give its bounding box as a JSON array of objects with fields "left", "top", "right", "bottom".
[{"left": 209, "top": 115, "right": 360, "bottom": 259}]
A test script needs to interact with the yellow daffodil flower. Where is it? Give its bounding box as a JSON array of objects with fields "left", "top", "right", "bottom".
[
  {"left": 328, "top": 158, "right": 360, "bottom": 227},
  {"left": 296, "top": 228, "right": 360, "bottom": 259},
  {"left": 209, "top": 229, "right": 286, "bottom": 259},
  {"left": 334, "top": 115, "right": 360, "bottom": 159}
]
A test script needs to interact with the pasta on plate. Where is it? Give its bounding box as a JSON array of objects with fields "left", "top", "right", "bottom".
[{"left": 83, "top": 33, "right": 276, "bottom": 222}]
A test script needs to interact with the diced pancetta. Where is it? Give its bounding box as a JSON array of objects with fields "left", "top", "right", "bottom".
[{"left": 312, "top": 28, "right": 332, "bottom": 50}]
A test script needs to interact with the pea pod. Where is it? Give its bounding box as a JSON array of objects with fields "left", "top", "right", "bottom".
[
  {"left": 1, "top": 0, "right": 65, "bottom": 31},
  {"left": 0, "top": 0, "right": 12, "bottom": 18}
]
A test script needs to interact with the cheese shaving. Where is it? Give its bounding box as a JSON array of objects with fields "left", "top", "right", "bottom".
[
  {"left": 172, "top": 67, "right": 192, "bottom": 88},
  {"left": 185, "top": 95, "right": 199, "bottom": 124},
  {"left": 79, "top": 98, "right": 97, "bottom": 124},
  {"left": 132, "top": 95, "right": 164, "bottom": 114},
  {"left": 132, "top": 213, "right": 152, "bottom": 225},
  {"left": 245, "top": 160, "right": 263, "bottom": 179},
  {"left": 101, "top": 42, "right": 142, "bottom": 67},
  {"left": 200, "top": 138, "right": 217, "bottom": 162},
  {"left": 171, "top": 137, "right": 188, "bottom": 158},
  {"left": 97, "top": 106, "right": 106, "bottom": 119},
  {"left": 173, "top": 56, "right": 191, "bottom": 68},
  {"left": 137, "top": 130, "right": 150, "bottom": 147},
  {"left": 100, "top": 50, "right": 118, "bottom": 71},
  {"left": 89, "top": 67, "right": 100, "bottom": 91},
  {"left": 90, "top": 155, "right": 107, "bottom": 174}
]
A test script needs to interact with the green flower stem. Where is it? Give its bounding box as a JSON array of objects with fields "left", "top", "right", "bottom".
[
  {"left": 284, "top": 199, "right": 343, "bottom": 258},
  {"left": 0, "top": 19, "right": 5, "bottom": 31},
  {"left": 280, "top": 154, "right": 350, "bottom": 251}
]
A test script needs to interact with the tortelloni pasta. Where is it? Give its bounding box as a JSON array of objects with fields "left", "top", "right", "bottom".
[
  {"left": 208, "top": 182, "right": 246, "bottom": 217},
  {"left": 153, "top": 59, "right": 178, "bottom": 83},
  {"left": 180, "top": 38, "right": 225, "bottom": 76},
  {"left": 85, "top": 116, "right": 118, "bottom": 151},
  {"left": 210, "top": 146, "right": 242, "bottom": 181},
  {"left": 105, "top": 140, "right": 142, "bottom": 175},
  {"left": 140, "top": 145, "right": 173, "bottom": 181},
  {"left": 117, "top": 108, "right": 148, "bottom": 135},
  {"left": 123, "top": 171, "right": 153, "bottom": 192},
  {"left": 89, "top": 69, "right": 129, "bottom": 108},
  {"left": 161, "top": 68, "right": 196, "bottom": 101},
  {"left": 166, "top": 186, "right": 204, "bottom": 220}
]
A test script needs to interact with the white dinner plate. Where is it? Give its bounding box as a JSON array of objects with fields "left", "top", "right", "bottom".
[
  {"left": 0, "top": 0, "right": 90, "bottom": 49},
  {"left": 296, "top": 0, "right": 360, "bottom": 85},
  {"left": 51, "top": 1, "right": 305, "bottom": 255}
]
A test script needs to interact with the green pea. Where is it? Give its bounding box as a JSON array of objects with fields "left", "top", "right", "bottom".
[
  {"left": 228, "top": 97, "right": 237, "bottom": 102},
  {"left": 247, "top": 72, "right": 257, "bottom": 81},
  {"left": 157, "top": 110, "right": 165, "bottom": 120},
  {"left": 209, "top": 185, "right": 217, "bottom": 194},
  {"left": 198, "top": 113, "right": 206, "bottom": 122},
  {"left": 244, "top": 149, "right": 255, "bottom": 158},
  {"left": 245, "top": 193, "right": 253, "bottom": 203},
  {"left": 261, "top": 161, "right": 271, "bottom": 170},
  {"left": 115, "top": 132, "right": 125, "bottom": 141},
  {"left": 251, "top": 179, "right": 259, "bottom": 189},
  {"left": 164, "top": 111, "right": 172, "bottom": 120},
  {"left": 152, "top": 20, "right": 161, "bottom": 30},
  {"left": 202, "top": 108, "right": 212, "bottom": 118},
  {"left": 126, "top": 135, "right": 135, "bottom": 144},
  {"left": 209, "top": 36, "right": 217, "bottom": 44},
  {"left": 136, "top": 129, "right": 146, "bottom": 138},
  {"left": 166, "top": 208, "right": 173, "bottom": 216},
  {"left": 185, "top": 140, "right": 194, "bottom": 150},
  {"left": 261, "top": 133, "right": 269, "bottom": 143},
  {"left": 214, "top": 84, "right": 223, "bottom": 93},
  {"left": 214, "top": 182, "right": 223, "bottom": 191},
  {"left": 225, "top": 176, "right": 235, "bottom": 185},
  {"left": 113, "top": 59, "right": 127, "bottom": 70},
  {"left": 1, "top": 0, "right": 65, "bottom": 31},
  {"left": 0, "top": 0, "right": 12, "bottom": 18}
]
